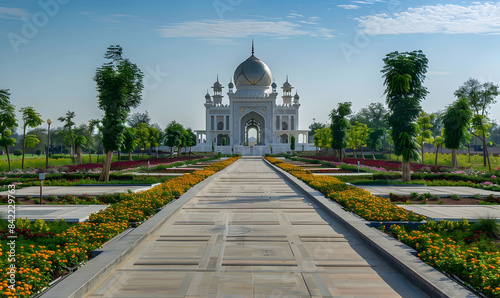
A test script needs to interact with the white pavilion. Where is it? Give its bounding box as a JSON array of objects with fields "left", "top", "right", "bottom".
[{"left": 194, "top": 43, "right": 309, "bottom": 155}]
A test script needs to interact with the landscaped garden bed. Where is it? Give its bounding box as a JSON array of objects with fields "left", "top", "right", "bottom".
[{"left": 0, "top": 156, "right": 239, "bottom": 297}]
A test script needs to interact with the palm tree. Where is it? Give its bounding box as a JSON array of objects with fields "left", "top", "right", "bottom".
[
  {"left": 165, "top": 121, "right": 184, "bottom": 158},
  {"left": 443, "top": 98, "right": 472, "bottom": 168},
  {"left": 20, "top": 107, "right": 44, "bottom": 169},
  {"left": 382, "top": 50, "right": 428, "bottom": 181},
  {"left": 0, "top": 90, "right": 17, "bottom": 171}
]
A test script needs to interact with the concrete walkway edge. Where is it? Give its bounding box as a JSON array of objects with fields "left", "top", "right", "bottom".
[
  {"left": 264, "top": 158, "right": 476, "bottom": 298},
  {"left": 40, "top": 161, "right": 238, "bottom": 298}
]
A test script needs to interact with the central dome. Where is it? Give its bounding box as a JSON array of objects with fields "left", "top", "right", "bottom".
[{"left": 233, "top": 54, "right": 272, "bottom": 89}]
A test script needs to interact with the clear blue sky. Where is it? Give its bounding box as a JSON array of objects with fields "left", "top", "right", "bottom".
[{"left": 1, "top": 0, "right": 500, "bottom": 132}]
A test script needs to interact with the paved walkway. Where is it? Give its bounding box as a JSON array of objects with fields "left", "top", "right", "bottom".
[
  {"left": 0, "top": 205, "right": 109, "bottom": 222},
  {"left": 82, "top": 158, "right": 427, "bottom": 297},
  {"left": 43, "top": 157, "right": 473, "bottom": 297},
  {"left": 0, "top": 185, "right": 155, "bottom": 197},
  {"left": 358, "top": 185, "right": 500, "bottom": 198}
]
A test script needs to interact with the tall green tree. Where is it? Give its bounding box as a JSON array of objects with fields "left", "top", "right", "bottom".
[
  {"left": 148, "top": 126, "right": 161, "bottom": 158},
  {"left": 186, "top": 128, "right": 197, "bottom": 154},
  {"left": 313, "top": 127, "right": 332, "bottom": 153},
  {"left": 58, "top": 111, "right": 76, "bottom": 161},
  {"left": 454, "top": 78, "right": 499, "bottom": 170},
  {"left": 290, "top": 135, "right": 296, "bottom": 151},
  {"left": 347, "top": 121, "right": 369, "bottom": 159},
  {"left": 165, "top": 121, "right": 184, "bottom": 158},
  {"left": 127, "top": 111, "right": 151, "bottom": 128},
  {"left": 136, "top": 123, "right": 150, "bottom": 160},
  {"left": 19, "top": 107, "right": 43, "bottom": 169},
  {"left": 382, "top": 50, "right": 428, "bottom": 181},
  {"left": 122, "top": 127, "right": 137, "bottom": 161},
  {"left": 74, "top": 135, "right": 87, "bottom": 165},
  {"left": 433, "top": 133, "right": 444, "bottom": 168},
  {"left": 366, "top": 129, "right": 384, "bottom": 160},
  {"left": 330, "top": 102, "right": 352, "bottom": 162},
  {"left": 443, "top": 98, "right": 473, "bottom": 168},
  {"left": 87, "top": 119, "right": 100, "bottom": 162},
  {"left": 416, "top": 111, "right": 435, "bottom": 164},
  {"left": 308, "top": 122, "right": 327, "bottom": 143},
  {"left": 94, "top": 45, "right": 144, "bottom": 181},
  {"left": 0, "top": 90, "right": 17, "bottom": 171}
]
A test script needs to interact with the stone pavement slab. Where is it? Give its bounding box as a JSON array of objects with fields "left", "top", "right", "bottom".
[
  {"left": 399, "top": 205, "right": 500, "bottom": 222},
  {"left": 43, "top": 157, "right": 474, "bottom": 298},
  {"left": 0, "top": 185, "right": 155, "bottom": 198},
  {"left": 0, "top": 205, "right": 109, "bottom": 222},
  {"left": 358, "top": 185, "right": 500, "bottom": 198}
]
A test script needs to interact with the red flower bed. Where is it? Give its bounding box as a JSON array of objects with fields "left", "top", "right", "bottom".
[
  {"left": 64, "top": 156, "right": 200, "bottom": 172},
  {"left": 305, "top": 156, "right": 450, "bottom": 172}
]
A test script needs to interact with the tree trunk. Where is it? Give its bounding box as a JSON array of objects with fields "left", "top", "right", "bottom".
[
  {"left": 371, "top": 150, "right": 376, "bottom": 160},
  {"left": 451, "top": 148, "right": 458, "bottom": 168},
  {"left": 117, "top": 150, "right": 121, "bottom": 162},
  {"left": 155, "top": 147, "right": 159, "bottom": 158},
  {"left": 22, "top": 127, "right": 26, "bottom": 169},
  {"left": 98, "top": 150, "right": 113, "bottom": 182},
  {"left": 483, "top": 131, "right": 491, "bottom": 171},
  {"left": 360, "top": 146, "right": 365, "bottom": 159},
  {"left": 177, "top": 146, "right": 182, "bottom": 158},
  {"left": 353, "top": 149, "right": 357, "bottom": 159},
  {"left": 88, "top": 136, "right": 92, "bottom": 163},
  {"left": 128, "top": 151, "right": 133, "bottom": 161},
  {"left": 170, "top": 147, "right": 174, "bottom": 158},
  {"left": 77, "top": 145, "right": 82, "bottom": 165},
  {"left": 338, "top": 149, "right": 343, "bottom": 162},
  {"left": 402, "top": 159, "right": 411, "bottom": 182},
  {"left": 421, "top": 141, "right": 424, "bottom": 165},
  {"left": 435, "top": 146, "right": 439, "bottom": 167},
  {"left": 5, "top": 145, "right": 11, "bottom": 171},
  {"left": 468, "top": 142, "right": 471, "bottom": 163}
]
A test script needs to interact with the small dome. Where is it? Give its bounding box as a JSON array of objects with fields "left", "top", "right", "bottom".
[
  {"left": 294, "top": 92, "right": 300, "bottom": 100},
  {"left": 283, "top": 78, "right": 292, "bottom": 88},
  {"left": 234, "top": 54, "right": 272, "bottom": 89},
  {"left": 213, "top": 80, "right": 222, "bottom": 88},
  {"left": 205, "top": 92, "right": 211, "bottom": 100},
  {"left": 271, "top": 82, "right": 277, "bottom": 88},
  {"left": 228, "top": 81, "right": 234, "bottom": 88}
]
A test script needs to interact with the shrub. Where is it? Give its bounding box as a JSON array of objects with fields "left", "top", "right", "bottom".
[
  {"left": 33, "top": 198, "right": 40, "bottom": 204},
  {"left": 46, "top": 195, "right": 57, "bottom": 202},
  {"left": 35, "top": 148, "right": 43, "bottom": 156},
  {"left": 471, "top": 218, "right": 499, "bottom": 239},
  {"left": 450, "top": 194, "right": 461, "bottom": 201},
  {"left": 13, "top": 149, "right": 22, "bottom": 156}
]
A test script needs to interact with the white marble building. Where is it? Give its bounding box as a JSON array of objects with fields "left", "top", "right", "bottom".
[{"left": 194, "top": 44, "right": 310, "bottom": 155}]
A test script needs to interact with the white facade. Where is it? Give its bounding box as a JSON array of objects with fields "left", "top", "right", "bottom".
[{"left": 194, "top": 45, "right": 310, "bottom": 155}]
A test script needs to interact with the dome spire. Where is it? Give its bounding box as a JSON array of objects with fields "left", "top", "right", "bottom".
[{"left": 251, "top": 39, "right": 254, "bottom": 55}]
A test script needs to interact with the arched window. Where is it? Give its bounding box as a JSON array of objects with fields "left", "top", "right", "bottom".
[
  {"left": 217, "top": 121, "right": 224, "bottom": 130},
  {"left": 282, "top": 122, "right": 288, "bottom": 130}
]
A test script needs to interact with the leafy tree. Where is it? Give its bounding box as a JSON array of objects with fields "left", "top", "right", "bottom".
[
  {"left": 58, "top": 111, "right": 76, "bottom": 161},
  {"left": 308, "top": 121, "right": 327, "bottom": 143},
  {"left": 429, "top": 110, "right": 444, "bottom": 137},
  {"left": 366, "top": 129, "right": 384, "bottom": 160},
  {"left": 148, "top": 126, "right": 161, "bottom": 158},
  {"left": 313, "top": 127, "right": 332, "bottom": 153},
  {"left": 20, "top": 107, "right": 43, "bottom": 169},
  {"left": 382, "top": 50, "right": 428, "bottom": 181},
  {"left": 35, "top": 148, "right": 42, "bottom": 156},
  {"left": 454, "top": 78, "right": 499, "bottom": 170},
  {"left": 87, "top": 119, "right": 100, "bottom": 163},
  {"left": 185, "top": 128, "right": 197, "bottom": 153},
  {"left": 443, "top": 98, "right": 472, "bottom": 168},
  {"left": 416, "top": 111, "right": 434, "bottom": 164},
  {"left": 25, "top": 135, "right": 40, "bottom": 155},
  {"left": 330, "top": 102, "right": 352, "bottom": 162},
  {"left": 136, "top": 123, "right": 150, "bottom": 160},
  {"left": 290, "top": 135, "right": 296, "bottom": 151},
  {"left": 433, "top": 131, "right": 444, "bottom": 167},
  {"left": 179, "top": 128, "right": 190, "bottom": 157},
  {"left": 127, "top": 111, "right": 151, "bottom": 128},
  {"left": 13, "top": 149, "right": 22, "bottom": 156},
  {"left": 347, "top": 121, "right": 369, "bottom": 159},
  {"left": 221, "top": 137, "right": 227, "bottom": 146},
  {"left": 94, "top": 45, "right": 144, "bottom": 181},
  {"left": 165, "top": 121, "right": 185, "bottom": 158},
  {"left": 0, "top": 90, "right": 17, "bottom": 171},
  {"left": 74, "top": 135, "right": 87, "bottom": 165},
  {"left": 122, "top": 127, "right": 137, "bottom": 161},
  {"left": 350, "top": 102, "right": 388, "bottom": 129}
]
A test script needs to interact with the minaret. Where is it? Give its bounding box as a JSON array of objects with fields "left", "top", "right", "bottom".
[
  {"left": 211, "top": 75, "right": 224, "bottom": 106},
  {"left": 204, "top": 90, "right": 213, "bottom": 108},
  {"left": 228, "top": 79, "right": 234, "bottom": 93},
  {"left": 281, "top": 76, "right": 293, "bottom": 106},
  {"left": 293, "top": 91, "right": 301, "bottom": 108}
]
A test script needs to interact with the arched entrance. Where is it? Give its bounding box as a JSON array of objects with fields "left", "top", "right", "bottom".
[{"left": 240, "top": 112, "right": 265, "bottom": 145}]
